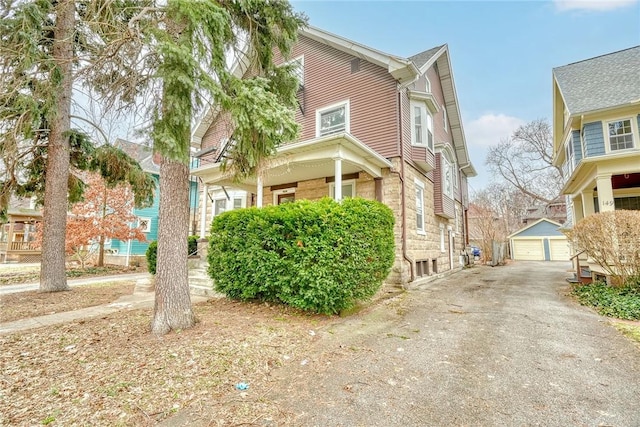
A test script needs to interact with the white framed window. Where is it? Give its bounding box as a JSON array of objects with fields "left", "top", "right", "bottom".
[
  {"left": 441, "top": 154, "right": 454, "bottom": 198},
  {"left": 138, "top": 217, "right": 151, "bottom": 233},
  {"left": 214, "top": 199, "right": 227, "bottom": 216},
  {"left": 607, "top": 119, "right": 634, "bottom": 151},
  {"left": 273, "top": 188, "right": 296, "bottom": 205},
  {"left": 426, "top": 114, "right": 434, "bottom": 151},
  {"left": 316, "top": 100, "right": 349, "bottom": 137},
  {"left": 442, "top": 103, "right": 448, "bottom": 132},
  {"left": 415, "top": 179, "right": 425, "bottom": 234},
  {"left": 284, "top": 55, "right": 304, "bottom": 88},
  {"left": 329, "top": 180, "right": 356, "bottom": 199},
  {"left": 565, "top": 135, "right": 575, "bottom": 176},
  {"left": 410, "top": 101, "right": 433, "bottom": 151},
  {"left": 233, "top": 197, "right": 243, "bottom": 209}
]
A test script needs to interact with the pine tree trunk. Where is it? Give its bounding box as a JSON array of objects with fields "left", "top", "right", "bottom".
[
  {"left": 150, "top": 157, "right": 196, "bottom": 334},
  {"left": 39, "top": 0, "right": 74, "bottom": 292}
]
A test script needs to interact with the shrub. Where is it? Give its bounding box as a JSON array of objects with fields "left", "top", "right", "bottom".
[
  {"left": 146, "top": 240, "right": 158, "bottom": 275},
  {"left": 572, "top": 282, "right": 640, "bottom": 320},
  {"left": 565, "top": 210, "right": 640, "bottom": 286},
  {"left": 208, "top": 198, "right": 395, "bottom": 314},
  {"left": 188, "top": 235, "right": 198, "bottom": 256},
  {"left": 146, "top": 235, "right": 200, "bottom": 274}
]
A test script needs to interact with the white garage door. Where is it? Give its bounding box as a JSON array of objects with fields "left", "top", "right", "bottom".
[
  {"left": 550, "top": 239, "right": 570, "bottom": 261},
  {"left": 512, "top": 239, "right": 544, "bottom": 261}
]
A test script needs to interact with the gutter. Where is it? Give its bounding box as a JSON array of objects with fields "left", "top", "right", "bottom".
[{"left": 393, "top": 88, "right": 415, "bottom": 285}]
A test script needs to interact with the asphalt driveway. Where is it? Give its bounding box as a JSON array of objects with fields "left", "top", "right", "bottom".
[{"left": 268, "top": 261, "right": 640, "bottom": 426}]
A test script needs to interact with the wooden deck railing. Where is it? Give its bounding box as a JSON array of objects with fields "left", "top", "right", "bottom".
[{"left": 8, "top": 241, "right": 39, "bottom": 252}]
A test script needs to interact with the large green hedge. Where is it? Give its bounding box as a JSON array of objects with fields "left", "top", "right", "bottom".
[{"left": 207, "top": 197, "right": 395, "bottom": 314}]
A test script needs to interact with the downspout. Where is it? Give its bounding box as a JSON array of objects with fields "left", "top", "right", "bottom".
[{"left": 392, "top": 87, "right": 415, "bottom": 285}]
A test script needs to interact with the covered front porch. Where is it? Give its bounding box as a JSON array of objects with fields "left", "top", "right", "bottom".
[
  {"left": 191, "top": 132, "right": 393, "bottom": 238},
  {"left": 0, "top": 208, "right": 42, "bottom": 263},
  {"left": 565, "top": 160, "right": 640, "bottom": 283},
  {"left": 564, "top": 151, "right": 640, "bottom": 222}
]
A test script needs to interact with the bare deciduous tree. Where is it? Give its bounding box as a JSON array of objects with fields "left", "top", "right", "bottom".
[{"left": 486, "top": 119, "right": 562, "bottom": 204}]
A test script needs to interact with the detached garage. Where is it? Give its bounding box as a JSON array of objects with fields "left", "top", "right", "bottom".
[{"left": 509, "top": 219, "right": 569, "bottom": 261}]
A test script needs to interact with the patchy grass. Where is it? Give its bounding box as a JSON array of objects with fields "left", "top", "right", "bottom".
[
  {"left": 571, "top": 282, "right": 640, "bottom": 320},
  {"left": 0, "top": 282, "right": 135, "bottom": 323},
  {"left": 0, "top": 299, "right": 333, "bottom": 426},
  {"left": 0, "top": 265, "right": 145, "bottom": 286},
  {"left": 613, "top": 322, "right": 640, "bottom": 345}
]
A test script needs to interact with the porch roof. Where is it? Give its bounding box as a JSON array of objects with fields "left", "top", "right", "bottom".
[{"left": 191, "top": 132, "right": 392, "bottom": 190}]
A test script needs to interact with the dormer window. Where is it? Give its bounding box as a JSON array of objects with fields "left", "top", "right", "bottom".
[
  {"left": 608, "top": 119, "right": 634, "bottom": 151},
  {"left": 317, "top": 101, "right": 349, "bottom": 137}
]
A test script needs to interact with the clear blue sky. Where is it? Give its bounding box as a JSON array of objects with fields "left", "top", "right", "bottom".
[{"left": 290, "top": 0, "right": 640, "bottom": 192}]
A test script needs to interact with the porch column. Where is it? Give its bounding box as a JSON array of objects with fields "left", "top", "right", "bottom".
[
  {"left": 199, "top": 184, "right": 208, "bottom": 238},
  {"left": 596, "top": 174, "right": 615, "bottom": 212},
  {"left": 256, "top": 176, "right": 263, "bottom": 208},
  {"left": 581, "top": 190, "right": 595, "bottom": 217},
  {"left": 374, "top": 177, "right": 383, "bottom": 202},
  {"left": 334, "top": 157, "right": 342, "bottom": 201},
  {"left": 573, "top": 195, "right": 584, "bottom": 223}
]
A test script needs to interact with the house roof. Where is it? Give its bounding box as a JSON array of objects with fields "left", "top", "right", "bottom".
[
  {"left": 507, "top": 218, "right": 564, "bottom": 239},
  {"left": 7, "top": 207, "right": 42, "bottom": 219},
  {"left": 409, "top": 45, "right": 445, "bottom": 71},
  {"left": 191, "top": 25, "right": 475, "bottom": 177},
  {"left": 553, "top": 46, "right": 640, "bottom": 115},
  {"left": 114, "top": 139, "right": 159, "bottom": 175}
]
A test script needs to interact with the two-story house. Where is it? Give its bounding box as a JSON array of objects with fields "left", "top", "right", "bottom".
[
  {"left": 552, "top": 46, "right": 640, "bottom": 278},
  {"left": 191, "top": 25, "right": 476, "bottom": 287}
]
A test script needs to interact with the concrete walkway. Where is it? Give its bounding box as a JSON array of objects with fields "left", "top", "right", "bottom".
[
  {"left": 0, "top": 290, "right": 156, "bottom": 335},
  {"left": 0, "top": 276, "right": 209, "bottom": 335},
  {"left": 0, "top": 273, "right": 151, "bottom": 295}
]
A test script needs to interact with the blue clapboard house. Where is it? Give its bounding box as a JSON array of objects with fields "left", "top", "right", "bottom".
[{"left": 106, "top": 139, "right": 199, "bottom": 265}]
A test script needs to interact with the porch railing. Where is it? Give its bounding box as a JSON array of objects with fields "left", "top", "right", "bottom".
[{"left": 8, "top": 241, "right": 39, "bottom": 252}]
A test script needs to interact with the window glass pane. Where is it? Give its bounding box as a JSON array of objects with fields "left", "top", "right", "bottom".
[
  {"left": 214, "top": 199, "right": 226, "bottom": 216},
  {"left": 615, "top": 196, "right": 640, "bottom": 210},
  {"left": 416, "top": 187, "right": 424, "bottom": 230},
  {"left": 427, "top": 114, "right": 434, "bottom": 150},
  {"left": 414, "top": 106, "right": 423, "bottom": 144},
  {"left": 608, "top": 120, "right": 634, "bottom": 151},
  {"left": 330, "top": 183, "right": 354, "bottom": 199},
  {"left": 320, "top": 106, "right": 346, "bottom": 136},
  {"left": 233, "top": 198, "right": 242, "bottom": 209}
]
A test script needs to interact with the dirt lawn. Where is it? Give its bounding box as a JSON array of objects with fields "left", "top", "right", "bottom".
[{"left": 0, "top": 295, "right": 336, "bottom": 426}]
